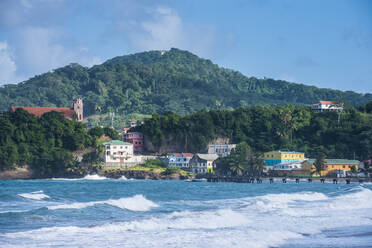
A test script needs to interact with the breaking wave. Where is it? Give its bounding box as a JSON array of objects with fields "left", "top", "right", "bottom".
[
  {"left": 82, "top": 174, "right": 108, "bottom": 180},
  {"left": 18, "top": 190, "right": 50, "bottom": 200},
  {"left": 48, "top": 194, "right": 158, "bottom": 211},
  {"left": 3, "top": 184, "right": 372, "bottom": 248}
]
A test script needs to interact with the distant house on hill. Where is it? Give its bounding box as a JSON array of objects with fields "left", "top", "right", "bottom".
[
  {"left": 11, "top": 98, "right": 83, "bottom": 121},
  {"left": 312, "top": 101, "right": 343, "bottom": 112}
]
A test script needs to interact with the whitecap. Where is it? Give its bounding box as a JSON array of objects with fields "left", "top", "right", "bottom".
[
  {"left": 48, "top": 194, "right": 158, "bottom": 211},
  {"left": 82, "top": 174, "right": 108, "bottom": 180},
  {"left": 118, "top": 175, "right": 127, "bottom": 180},
  {"left": 18, "top": 190, "right": 50, "bottom": 200}
]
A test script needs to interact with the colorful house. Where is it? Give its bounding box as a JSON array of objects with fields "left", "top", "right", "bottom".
[
  {"left": 264, "top": 151, "right": 305, "bottom": 168},
  {"left": 123, "top": 132, "right": 144, "bottom": 153},
  {"left": 308, "top": 159, "right": 359, "bottom": 176},
  {"left": 189, "top": 153, "right": 219, "bottom": 174}
]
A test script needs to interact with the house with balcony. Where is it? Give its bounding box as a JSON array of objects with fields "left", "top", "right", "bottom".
[
  {"left": 166, "top": 153, "right": 194, "bottom": 169},
  {"left": 189, "top": 153, "right": 219, "bottom": 174},
  {"left": 103, "top": 140, "right": 133, "bottom": 163},
  {"left": 123, "top": 132, "right": 144, "bottom": 153}
]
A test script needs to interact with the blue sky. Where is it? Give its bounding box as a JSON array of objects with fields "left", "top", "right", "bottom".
[{"left": 0, "top": 0, "right": 371, "bottom": 92}]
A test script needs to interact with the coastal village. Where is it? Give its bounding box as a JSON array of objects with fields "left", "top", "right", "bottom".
[{"left": 9, "top": 99, "right": 371, "bottom": 180}]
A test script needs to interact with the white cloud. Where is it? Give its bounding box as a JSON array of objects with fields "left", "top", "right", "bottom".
[
  {"left": 17, "top": 27, "right": 76, "bottom": 73},
  {"left": 119, "top": 6, "right": 218, "bottom": 58},
  {"left": 15, "top": 26, "right": 102, "bottom": 77},
  {"left": 0, "top": 41, "right": 22, "bottom": 84}
]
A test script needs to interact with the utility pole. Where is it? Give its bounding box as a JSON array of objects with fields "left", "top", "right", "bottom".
[{"left": 110, "top": 112, "right": 115, "bottom": 128}]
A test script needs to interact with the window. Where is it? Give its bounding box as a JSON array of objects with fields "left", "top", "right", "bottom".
[
  {"left": 113, "top": 146, "right": 117, "bottom": 149},
  {"left": 106, "top": 151, "right": 110, "bottom": 155},
  {"left": 106, "top": 146, "right": 110, "bottom": 149},
  {"left": 120, "top": 146, "right": 123, "bottom": 149},
  {"left": 343, "top": 165, "right": 345, "bottom": 168}
]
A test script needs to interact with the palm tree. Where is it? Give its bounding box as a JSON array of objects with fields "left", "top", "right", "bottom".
[
  {"left": 314, "top": 154, "right": 327, "bottom": 176},
  {"left": 230, "top": 164, "right": 245, "bottom": 176}
]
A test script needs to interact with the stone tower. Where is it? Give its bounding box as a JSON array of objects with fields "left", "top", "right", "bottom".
[{"left": 73, "top": 98, "right": 83, "bottom": 121}]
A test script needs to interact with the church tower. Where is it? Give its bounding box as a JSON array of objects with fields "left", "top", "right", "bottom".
[{"left": 73, "top": 98, "right": 83, "bottom": 121}]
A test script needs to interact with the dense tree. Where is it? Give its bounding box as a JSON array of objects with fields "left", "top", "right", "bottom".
[
  {"left": 0, "top": 109, "right": 108, "bottom": 177},
  {"left": 1, "top": 48, "right": 371, "bottom": 129},
  {"left": 216, "top": 142, "right": 265, "bottom": 176},
  {"left": 136, "top": 106, "right": 372, "bottom": 161}
]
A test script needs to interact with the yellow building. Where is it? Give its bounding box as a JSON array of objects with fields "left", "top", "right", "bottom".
[
  {"left": 264, "top": 151, "right": 305, "bottom": 167},
  {"left": 308, "top": 159, "right": 359, "bottom": 176}
]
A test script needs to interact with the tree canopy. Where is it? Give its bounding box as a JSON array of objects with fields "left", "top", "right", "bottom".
[
  {"left": 135, "top": 105, "right": 372, "bottom": 161},
  {"left": 1, "top": 48, "right": 371, "bottom": 129}
]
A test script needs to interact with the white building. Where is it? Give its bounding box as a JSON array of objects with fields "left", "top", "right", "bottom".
[
  {"left": 167, "top": 153, "right": 194, "bottom": 169},
  {"left": 103, "top": 140, "right": 133, "bottom": 163},
  {"left": 189, "top": 153, "right": 219, "bottom": 174},
  {"left": 208, "top": 144, "right": 236, "bottom": 157},
  {"left": 312, "top": 101, "right": 343, "bottom": 112},
  {"left": 273, "top": 161, "right": 304, "bottom": 171}
]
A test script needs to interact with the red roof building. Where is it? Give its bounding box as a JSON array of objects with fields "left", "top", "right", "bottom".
[{"left": 11, "top": 98, "right": 83, "bottom": 121}]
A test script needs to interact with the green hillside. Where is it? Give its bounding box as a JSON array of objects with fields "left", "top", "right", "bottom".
[{"left": 1, "top": 48, "right": 371, "bottom": 122}]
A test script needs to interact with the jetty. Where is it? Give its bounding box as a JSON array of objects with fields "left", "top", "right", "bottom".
[{"left": 206, "top": 175, "right": 372, "bottom": 184}]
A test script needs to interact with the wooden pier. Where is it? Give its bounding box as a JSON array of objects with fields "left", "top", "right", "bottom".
[{"left": 206, "top": 175, "right": 372, "bottom": 184}]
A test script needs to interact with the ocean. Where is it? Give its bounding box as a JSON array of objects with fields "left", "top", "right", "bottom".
[{"left": 0, "top": 176, "right": 372, "bottom": 248}]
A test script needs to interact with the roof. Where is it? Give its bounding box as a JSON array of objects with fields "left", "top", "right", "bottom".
[
  {"left": 266, "top": 151, "right": 304, "bottom": 154},
  {"left": 306, "top": 159, "right": 359, "bottom": 165},
  {"left": 12, "top": 106, "right": 76, "bottom": 119},
  {"left": 196, "top": 153, "right": 219, "bottom": 161},
  {"left": 169, "top": 153, "right": 194, "bottom": 158},
  {"left": 182, "top": 153, "right": 194, "bottom": 157},
  {"left": 319, "top": 101, "right": 335, "bottom": 104},
  {"left": 103, "top": 140, "right": 132, "bottom": 146}
]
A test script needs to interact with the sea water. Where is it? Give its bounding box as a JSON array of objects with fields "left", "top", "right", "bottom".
[{"left": 0, "top": 177, "right": 372, "bottom": 248}]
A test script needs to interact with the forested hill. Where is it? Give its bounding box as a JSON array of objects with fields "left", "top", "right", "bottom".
[{"left": 1, "top": 48, "right": 371, "bottom": 117}]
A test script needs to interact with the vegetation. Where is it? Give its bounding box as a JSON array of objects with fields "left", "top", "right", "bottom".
[
  {"left": 216, "top": 142, "right": 265, "bottom": 176},
  {"left": 1, "top": 48, "right": 371, "bottom": 129},
  {"left": 135, "top": 105, "right": 372, "bottom": 161},
  {"left": 314, "top": 154, "right": 327, "bottom": 176},
  {"left": 0, "top": 109, "right": 116, "bottom": 177}
]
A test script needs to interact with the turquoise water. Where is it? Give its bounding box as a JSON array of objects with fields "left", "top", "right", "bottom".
[{"left": 1, "top": 176, "right": 372, "bottom": 248}]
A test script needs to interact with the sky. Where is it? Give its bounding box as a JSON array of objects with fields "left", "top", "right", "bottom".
[{"left": 0, "top": 0, "right": 371, "bottom": 92}]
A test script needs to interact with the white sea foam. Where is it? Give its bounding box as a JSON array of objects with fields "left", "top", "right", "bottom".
[
  {"left": 82, "top": 174, "right": 108, "bottom": 180},
  {"left": 48, "top": 194, "right": 158, "bottom": 211},
  {"left": 18, "top": 190, "right": 50, "bottom": 200},
  {"left": 119, "top": 175, "right": 127, "bottom": 180},
  {"left": 4, "top": 187, "right": 372, "bottom": 248}
]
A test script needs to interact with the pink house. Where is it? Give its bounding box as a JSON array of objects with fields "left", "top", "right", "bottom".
[{"left": 123, "top": 132, "right": 144, "bottom": 153}]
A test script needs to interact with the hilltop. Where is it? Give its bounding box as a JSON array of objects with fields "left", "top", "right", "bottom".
[{"left": 1, "top": 48, "right": 371, "bottom": 122}]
